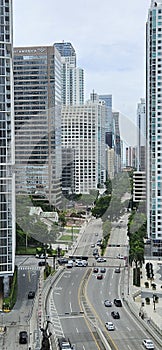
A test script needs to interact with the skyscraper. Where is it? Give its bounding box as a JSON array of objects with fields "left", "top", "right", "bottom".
[
  {"left": 146, "top": 0, "right": 162, "bottom": 255},
  {"left": 113, "top": 112, "right": 121, "bottom": 174},
  {"left": 99, "top": 94, "right": 113, "bottom": 148},
  {"left": 13, "top": 45, "right": 62, "bottom": 208},
  {"left": 54, "top": 42, "right": 84, "bottom": 105},
  {"left": 0, "top": 0, "right": 15, "bottom": 294},
  {"left": 137, "top": 98, "right": 146, "bottom": 171},
  {"left": 62, "top": 93, "right": 107, "bottom": 193}
]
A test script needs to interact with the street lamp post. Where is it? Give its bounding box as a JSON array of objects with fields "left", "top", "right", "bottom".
[{"left": 153, "top": 294, "right": 156, "bottom": 311}]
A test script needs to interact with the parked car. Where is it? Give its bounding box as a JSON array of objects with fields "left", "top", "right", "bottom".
[
  {"left": 111, "top": 311, "right": 120, "bottom": 319},
  {"left": 19, "top": 331, "right": 28, "bottom": 344},
  {"left": 28, "top": 291, "right": 35, "bottom": 299},
  {"left": 114, "top": 298, "right": 122, "bottom": 307},
  {"left": 105, "top": 321, "right": 115, "bottom": 331},
  {"left": 142, "top": 339, "right": 154, "bottom": 349},
  {"left": 104, "top": 299, "right": 112, "bottom": 307}
]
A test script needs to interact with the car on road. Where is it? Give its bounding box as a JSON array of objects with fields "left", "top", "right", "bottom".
[
  {"left": 111, "top": 311, "right": 120, "bottom": 319},
  {"left": 114, "top": 267, "right": 120, "bottom": 273},
  {"left": 142, "top": 339, "right": 154, "bottom": 349},
  {"left": 58, "top": 257, "right": 68, "bottom": 265},
  {"left": 97, "top": 257, "right": 106, "bottom": 263},
  {"left": 38, "top": 261, "right": 46, "bottom": 266},
  {"left": 100, "top": 267, "right": 106, "bottom": 273},
  {"left": 58, "top": 337, "right": 74, "bottom": 349},
  {"left": 93, "top": 267, "right": 99, "bottom": 273},
  {"left": 114, "top": 298, "right": 122, "bottom": 307},
  {"left": 28, "top": 291, "right": 35, "bottom": 299},
  {"left": 105, "top": 321, "right": 115, "bottom": 331},
  {"left": 19, "top": 331, "right": 28, "bottom": 344},
  {"left": 91, "top": 243, "right": 95, "bottom": 248},
  {"left": 96, "top": 274, "right": 103, "bottom": 280},
  {"left": 104, "top": 299, "right": 112, "bottom": 307},
  {"left": 116, "top": 254, "right": 124, "bottom": 259},
  {"left": 66, "top": 260, "right": 73, "bottom": 268}
]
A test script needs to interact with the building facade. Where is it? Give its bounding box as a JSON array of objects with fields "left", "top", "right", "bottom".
[
  {"left": 133, "top": 171, "right": 146, "bottom": 202},
  {"left": 113, "top": 112, "right": 121, "bottom": 174},
  {"left": 146, "top": 0, "right": 162, "bottom": 255},
  {"left": 137, "top": 98, "right": 146, "bottom": 171},
  {"left": 0, "top": 0, "right": 15, "bottom": 293},
  {"left": 54, "top": 42, "right": 84, "bottom": 105},
  {"left": 13, "top": 45, "right": 62, "bottom": 208},
  {"left": 61, "top": 95, "right": 107, "bottom": 194}
]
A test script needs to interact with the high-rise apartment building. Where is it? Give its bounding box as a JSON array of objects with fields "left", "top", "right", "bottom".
[
  {"left": 146, "top": 0, "right": 162, "bottom": 255},
  {"left": 0, "top": 0, "right": 15, "bottom": 294},
  {"left": 137, "top": 98, "right": 146, "bottom": 171},
  {"left": 54, "top": 42, "right": 84, "bottom": 105},
  {"left": 13, "top": 45, "right": 62, "bottom": 208},
  {"left": 62, "top": 94, "right": 107, "bottom": 193}
]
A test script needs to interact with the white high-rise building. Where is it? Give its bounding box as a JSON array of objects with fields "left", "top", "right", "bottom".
[
  {"left": 54, "top": 42, "right": 84, "bottom": 105},
  {"left": 0, "top": 0, "right": 15, "bottom": 294},
  {"left": 146, "top": 0, "right": 162, "bottom": 255},
  {"left": 62, "top": 94, "right": 107, "bottom": 193}
]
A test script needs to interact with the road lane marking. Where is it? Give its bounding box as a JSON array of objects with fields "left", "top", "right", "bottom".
[{"left": 70, "top": 302, "right": 72, "bottom": 313}]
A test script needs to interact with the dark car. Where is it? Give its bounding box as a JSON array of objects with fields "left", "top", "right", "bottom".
[
  {"left": 100, "top": 267, "right": 106, "bottom": 273},
  {"left": 114, "top": 298, "right": 122, "bottom": 307},
  {"left": 57, "top": 257, "right": 68, "bottom": 265},
  {"left": 38, "top": 261, "right": 46, "bottom": 266},
  {"left": 111, "top": 311, "right": 120, "bottom": 319},
  {"left": 28, "top": 291, "right": 35, "bottom": 299},
  {"left": 19, "top": 331, "right": 28, "bottom": 344},
  {"left": 93, "top": 267, "right": 99, "bottom": 273},
  {"left": 115, "top": 267, "right": 120, "bottom": 273},
  {"left": 97, "top": 274, "right": 103, "bottom": 280}
]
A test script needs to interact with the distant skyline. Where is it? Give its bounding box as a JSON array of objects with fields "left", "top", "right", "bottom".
[{"left": 13, "top": 0, "right": 150, "bottom": 145}]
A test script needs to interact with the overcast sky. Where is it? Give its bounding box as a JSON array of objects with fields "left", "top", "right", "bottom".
[{"left": 13, "top": 0, "right": 150, "bottom": 146}]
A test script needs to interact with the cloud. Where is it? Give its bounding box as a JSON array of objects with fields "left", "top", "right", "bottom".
[{"left": 13, "top": 0, "right": 150, "bottom": 142}]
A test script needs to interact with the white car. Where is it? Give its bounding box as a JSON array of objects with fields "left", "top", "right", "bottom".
[
  {"left": 142, "top": 339, "right": 154, "bottom": 349},
  {"left": 116, "top": 254, "right": 124, "bottom": 259},
  {"left": 97, "top": 257, "right": 106, "bottom": 263},
  {"left": 105, "top": 321, "right": 115, "bottom": 331}
]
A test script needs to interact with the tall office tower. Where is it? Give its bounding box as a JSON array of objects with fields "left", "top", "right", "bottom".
[
  {"left": 99, "top": 94, "right": 113, "bottom": 147},
  {"left": 13, "top": 46, "right": 62, "bottom": 208},
  {"left": 62, "top": 94, "right": 107, "bottom": 193},
  {"left": 146, "top": 0, "right": 162, "bottom": 255},
  {"left": 137, "top": 98, "right": 146, "bottom": 171},
  {"left": 54, "top": 42, "right": 84, "bottom": 105},
  {"left": 0, "top": 0, "right": 15, "bottom": 295},
  {"left": 113, "top": 112, "right": 121, "bottom": 174},
  {"left": 126, "top": 146, "right": 137, "bottom": 169}
]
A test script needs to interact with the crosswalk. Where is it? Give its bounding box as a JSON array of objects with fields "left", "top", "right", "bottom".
[{"left": 18, "top": 265, "right": 40, "bottom": 270}]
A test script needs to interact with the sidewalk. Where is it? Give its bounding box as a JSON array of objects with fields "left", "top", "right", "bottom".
[{"left": 125, "top": 258, "right": 162, "bottom": 344}]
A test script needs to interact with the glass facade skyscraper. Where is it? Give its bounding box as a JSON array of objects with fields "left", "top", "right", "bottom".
[{"left": 13, "top": 45, "right": 62, "bottom": 208}]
